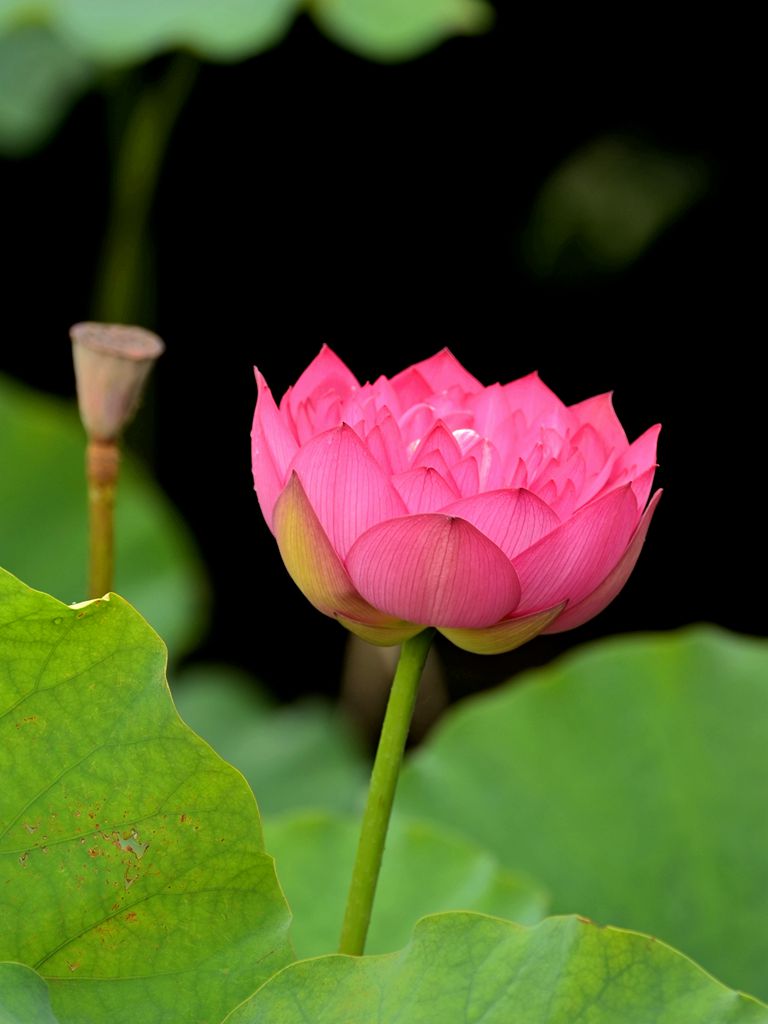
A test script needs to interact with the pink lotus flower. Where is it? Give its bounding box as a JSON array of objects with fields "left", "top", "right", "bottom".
[{"left": 251, "top": 347, "right": 660, "bottom": 653}]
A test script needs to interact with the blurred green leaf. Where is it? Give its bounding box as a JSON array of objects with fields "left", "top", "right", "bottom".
[
  {"left": 0, "top": 0, "right": 491, "bottom": 67},
  {"left": 400, "top": 627, "right": 768, "bottom": 999},
  {"left": 0, "top": 963, "right": 59, "bottom": 1024},
  {"left": 0, "top": 0, "right": 303, "bottom": 63},
  {"left": 266, "top": 811, "right": 548, "bottom": 957},
  {"left": 0, "top": 375, "right": 207, "bottom": 659},
  {"left": 310, "top": 0, "right": 493, "bottom": 62},
  {"left": 523, "top": 136, "right": 709, "bottom": 277},
  {"left": 0, "top": 0, "right": 493, "bottom": 152},
  {"left": 172, "top": 664, "right": 369, "bottom": 815},
  {"left": 225, "top": 913, "right": 768, "bottom": 1023},
  {"left": 0, "top": 568, "right": 292, "bottom": 1024},
  {"left": 0, "top": 24, "right": 93, "bottom": 155}
]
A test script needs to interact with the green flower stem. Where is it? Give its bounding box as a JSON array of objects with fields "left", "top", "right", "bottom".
[
  {"left": 93, "top": 54, "right": 198, "bottom": 324},
  {"left": 87, "top": 440, "right": 119, "bottom": 598},
  {"left": 339, "top": 628, "right": 435, "bottom": 956}
]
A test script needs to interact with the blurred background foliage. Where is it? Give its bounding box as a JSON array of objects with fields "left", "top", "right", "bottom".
[
  {"left": 1, "top": 1, "right": 749, "bottom": 700},
  {"left": 0, "top": 0, "right": 491, "bottom": 155}
]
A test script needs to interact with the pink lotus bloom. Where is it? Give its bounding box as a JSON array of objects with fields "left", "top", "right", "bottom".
[{"left": 251, "top": 347, "right": 660, "bottom": 653}]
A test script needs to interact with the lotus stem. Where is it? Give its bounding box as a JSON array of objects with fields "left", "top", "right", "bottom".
[
  {"left": 339, "top": 628, "right": 435, "bottom": 956},
  {"left": 86, "top": 440, "right": 119, "bottom": 597}
]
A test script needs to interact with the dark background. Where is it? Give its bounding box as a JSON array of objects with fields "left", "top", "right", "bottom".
[{"left": 2, "top": 8, "right": 756, "bottom": 699}]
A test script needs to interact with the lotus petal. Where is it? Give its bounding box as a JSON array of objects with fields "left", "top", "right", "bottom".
[
  {"left": 513, "top": 485, "right": 639, "bottom": 613},
  {"left": 347, "top": 514, "right": 521, "bottom": 628},
  {"left": 251, "top": 368, "right": 299, "bottom": 527},
  {"left": 442, "top": 489, "right": 560, "bottom": 559},
  {"left": 544, "top": 490, "right": 662, "bottom": 632},
  {"left": 288, "top": 424, "right": 407, "bottom": 558},
  {"left": 440, "top": 603, "right": 566, "bottom": 654},
  {"left": 273, "top": 472, "right": 406, "bottom": 632}
]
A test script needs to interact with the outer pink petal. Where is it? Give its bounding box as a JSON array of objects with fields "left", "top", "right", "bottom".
[
  {"left": 440, "top": 603, "right": 566, "bottom": 654},
  {"left": 288, "top": 424, "right": 407, "bottom": 558},
  {"left": 543, "top": 490, "right": 662, "bottom": 633},
  {"left": 400, "top": 348, "right": 483, "bottom": 396},
  {"left": 273, "top": 472, "right": 414, "bottom": 634},
  {"left": 609, "top": 424, "right": 661, "bottom": 484},
  {"left": 251, "top": 368, "right": 299, "bottom": 529},
  {"left": 568, "top": 392, "right": 628, "bottom": 453},
  {"left": 441, "top": 489, "right": 560, "bottom": 560},
  {"left": 392, "top": 467, "right": 460, "bottom": 514},
  {"left": 631, "top": 466, "right": 657, "bottom": 511},
  {"left": 347, "top": 514, "right": 521, "bottom": 628},
  {"left": 336, "top": 614, "right": 426, "bottom": 647},
  {"left": 285, "top": 345, "right": 360, "bottom": 424},
  {"left": 513, "top": 485, "right": 640, "bottom": 613}
]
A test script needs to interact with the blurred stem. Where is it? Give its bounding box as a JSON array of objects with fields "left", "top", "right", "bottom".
[
  {"left": 339, "top": 628, "right": 434, "bottom": 956},
  {"left": 93, "top": 54, "right": 198, "bottom": 324},
  {"left": 87, "top": 440, "right": 119, "bottom": 597}
]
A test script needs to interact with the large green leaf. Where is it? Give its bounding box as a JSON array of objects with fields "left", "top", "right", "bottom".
[
  {"left": 310, "top": 0, "right": 493, "bottom": 62},
  {"left": 0, "top": 963, "right": 59, "bottom": 1024},
  {"left": 265, "top": 811, "right": 548, "bottom": 956},
  {"left": 0, "top": 25, "right": 93, "bottom": 156},
  {"left": 0, "top": 375, "right": 207, "bottom": 659},
  {"left": 399, "top": 627, "right": 768, "bottom": 999},
  {"left": 172, "top": 665, "right": 369, "bottom": 815},
  {"left": 0, "top": 568, "right": 292, "bottom": 1024},
  {"left": 225, "top": 912, "right": 768, "bottom": 1023}
]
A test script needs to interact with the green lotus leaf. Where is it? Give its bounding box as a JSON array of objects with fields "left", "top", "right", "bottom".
[
  {"left": 0, "top": 963, "right": 59, "bottom": 1024},
  {"left": 0, "top": 568, "right": 292, "bottom": 1024},
  {"left": 400, "top": 627, "right": 768, "bottom": 999},
  {"left": 225, "top": 912, "right": 768, "bottom": 1023},
  {"left": 265, "top": 811, "right": 548, "bottom": 957}
]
